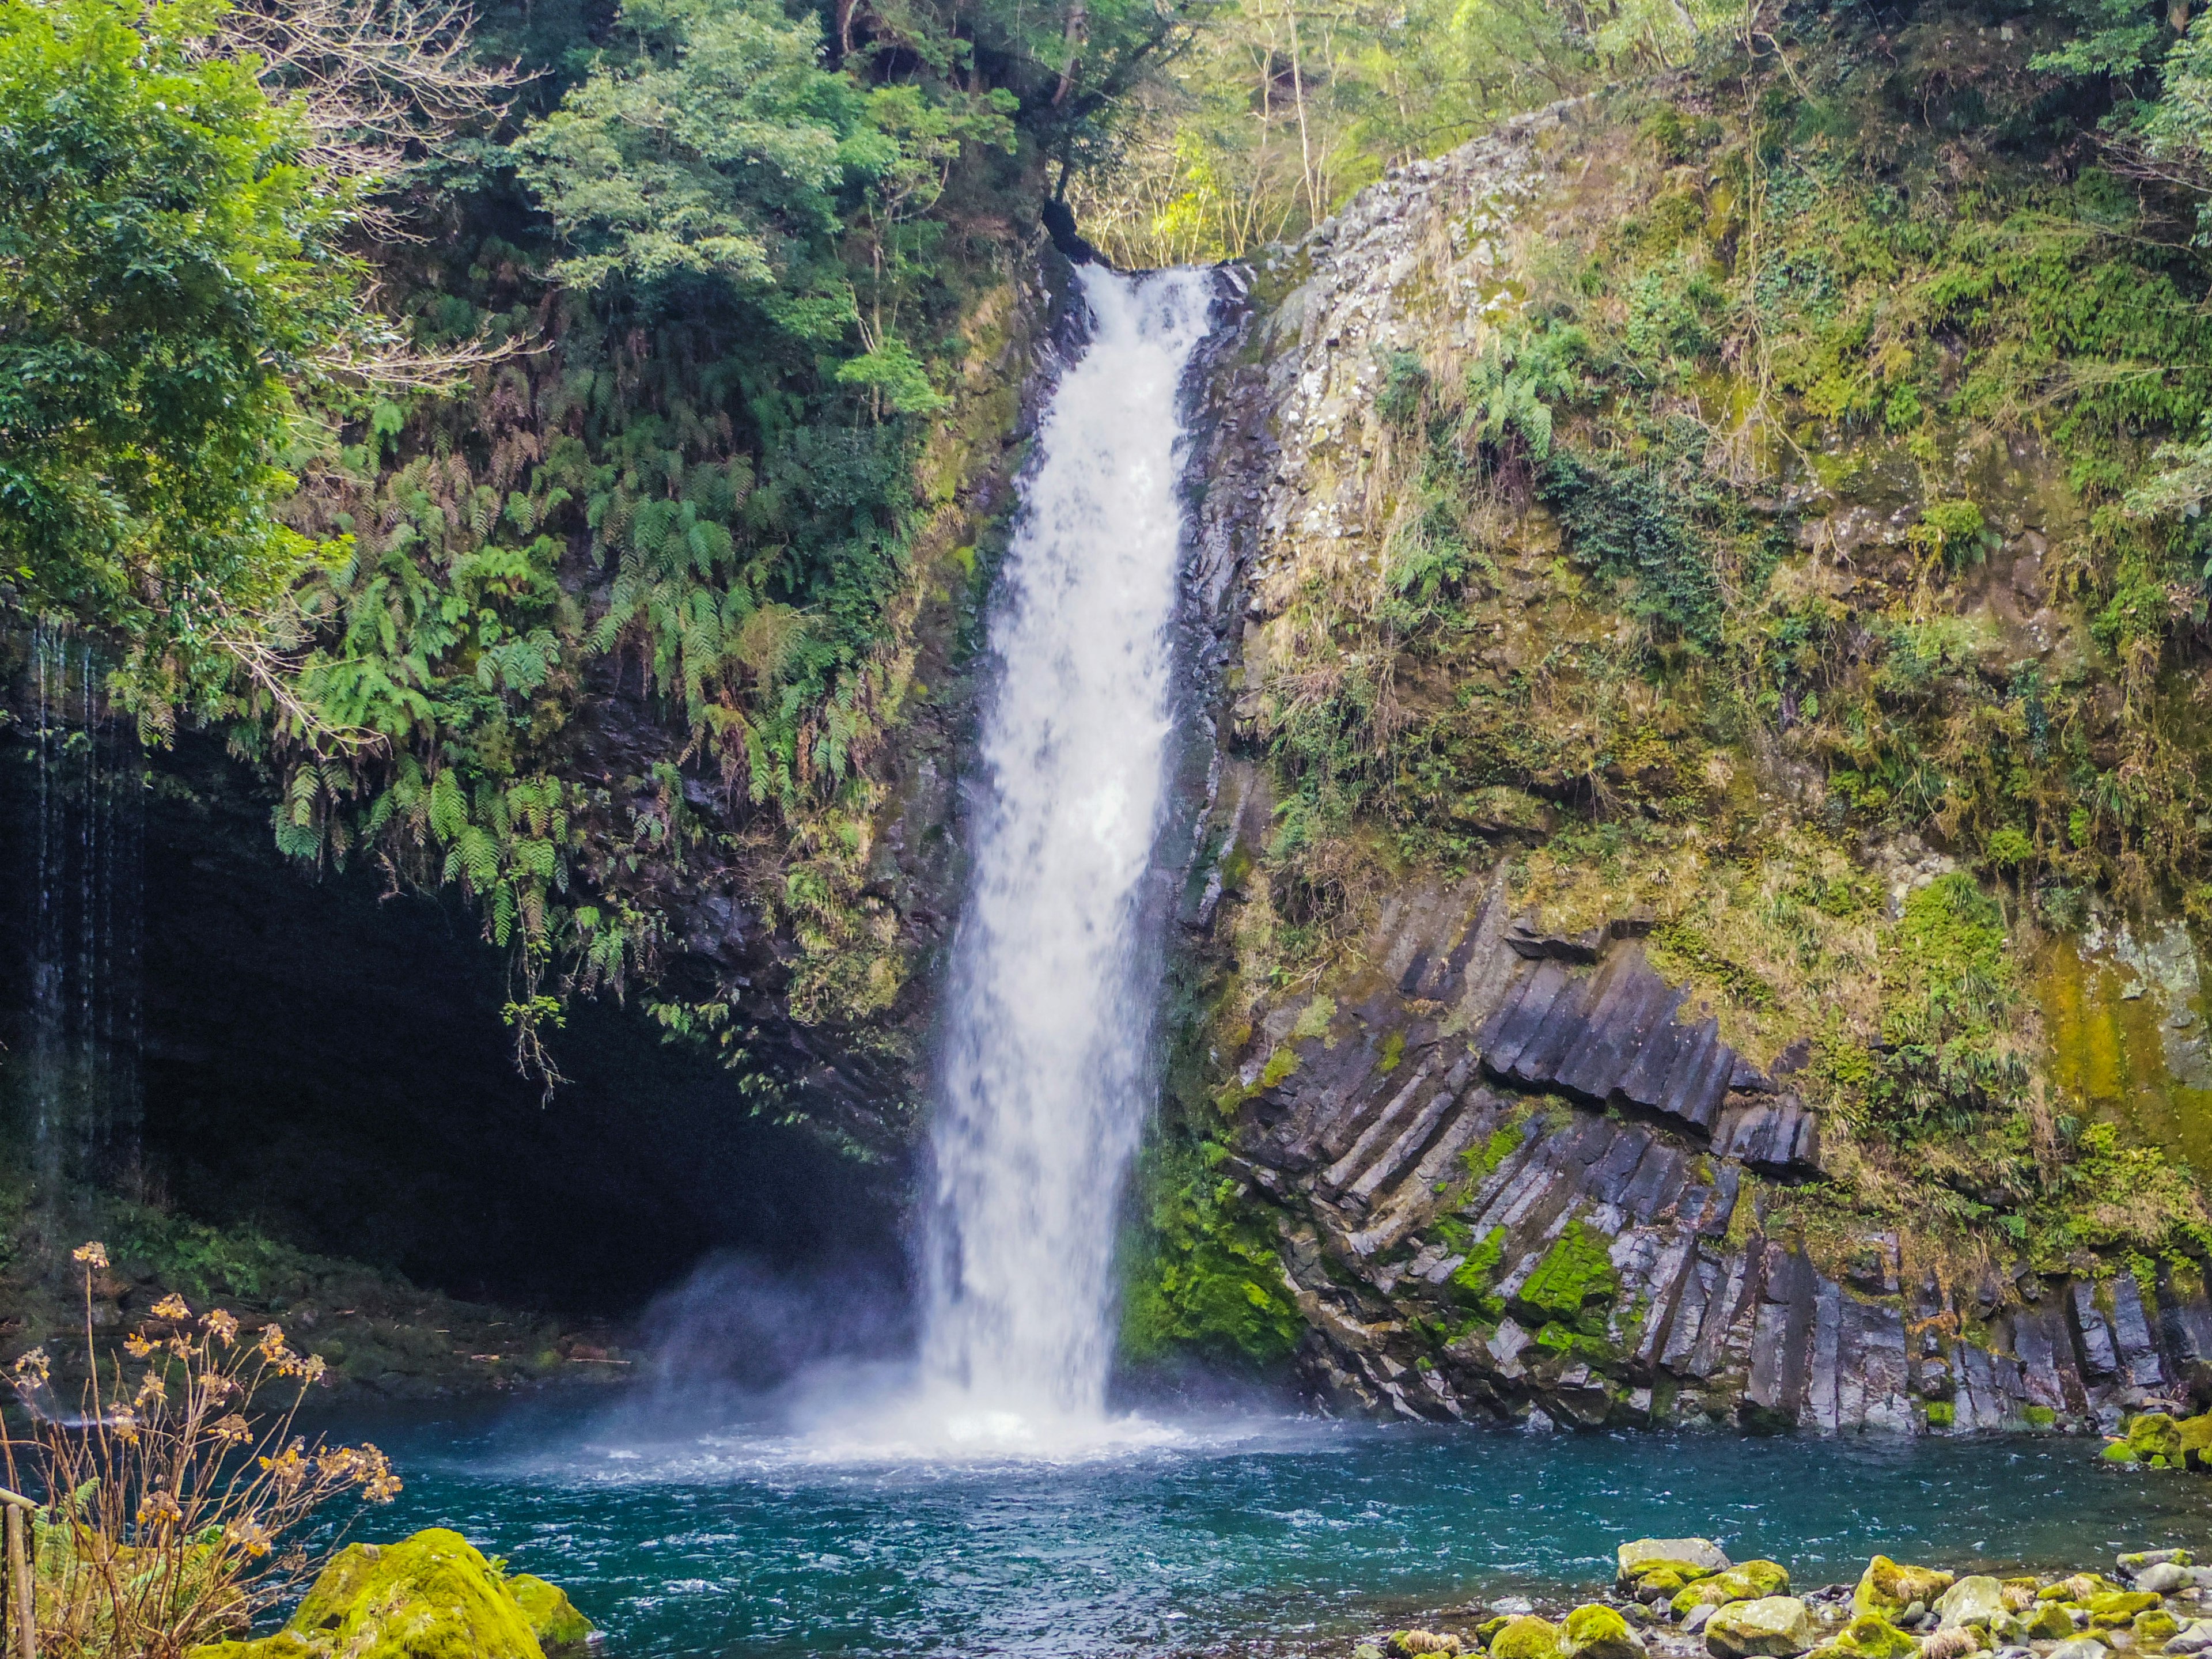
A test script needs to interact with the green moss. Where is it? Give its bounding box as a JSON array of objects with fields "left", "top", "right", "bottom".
[
  {"left": 1675, "top": 1563, "right": 1792, "bottom": 1614},
  {"left": 281, "top": 1529, "right": 546, "bottom": 1659},
  {"left": 2137, "top": 1611, "right": 2182, "bottom": 1645},
  {"left": 1855, "top": 1558, "right": 1955, "bottom": 1619},
  {"left": 1449, "top": 1226, "right": 1509, "bottom": 1312},
  {"left": 1258, "top": 1046, "right": 1301, "bottom": 1089},
  {"left": 2087, "top": 1592, "right": 2162, "bottom": 1626},
  {"left": 1120, "top": 1137, "right": 1305, "bottom": 1370},
  {"left": 1923, "top": 1400, "right": 1955, "bottom": 1427},
  {"left": 1812, "top": 1615, "right": 1921, "bottom": 1659},
  {"left": 1560, "top": 1604, "right": 1640, "bottom": 1659},
  {"left": 1291, "top": 995, "right": 1337, "bottom": 1043},
  {"left": 2023, "top": 1404, "right": 2057, "bottom": 1429},
  {"left": 2127, "top": 1411, "right": 2183, "bottom": 1460},
  {"left": 1491, "top": 1615, "right": 1563, "bottom": 1659},
  {"left": 1379, "top": 1029, "right": 1407, "bottom": 1074},
  {"left": 508, "top": 1576, "right": 595, "bottom": 1652},
  {"left": 1513, "top": 1220, "right": 1618, "bottom": 1334}
]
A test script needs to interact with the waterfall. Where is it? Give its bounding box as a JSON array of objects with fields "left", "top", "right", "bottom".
[
  {"left": 18, "top": 623, "right": 145, "bottom": 1202},
  {"left": 914, "top": 264, "right": 1214, "bottom": 1440}
]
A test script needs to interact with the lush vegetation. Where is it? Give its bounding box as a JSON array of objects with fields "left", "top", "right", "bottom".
[{"left": 1126, "top": 0, "right": 2212, "bottom": 1353}]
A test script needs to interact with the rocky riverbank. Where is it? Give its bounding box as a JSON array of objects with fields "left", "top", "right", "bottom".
[{"left": 1359, "top": 1534, "right": 2212, "bottom": 1659}]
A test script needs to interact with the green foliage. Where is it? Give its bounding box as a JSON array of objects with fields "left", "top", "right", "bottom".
[
  {"left": 1120, "top": 1139, "right": 1305, "bottom": 1369},
  {"left": 1870, "top": 873, "right": 2024, "bottom": 1138},
  {"left": 0, "top": 0, "right": 358, "bottom": 716},
  {"left": 1541, "top": 450, "right": 1721, "bottom": 645}
]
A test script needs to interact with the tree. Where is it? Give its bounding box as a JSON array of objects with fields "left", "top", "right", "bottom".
[{"left": 0, "top": 0, "right": 363, "bottom": 723}]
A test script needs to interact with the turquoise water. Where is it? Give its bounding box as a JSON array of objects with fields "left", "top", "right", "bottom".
[{"left": 311, "top": 1392, "right": 2212, "bottom": 1658}]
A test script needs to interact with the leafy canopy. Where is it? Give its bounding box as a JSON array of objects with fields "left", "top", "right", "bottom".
[{"left": 0, "top": 0, "right": 360, "bottom": 715}]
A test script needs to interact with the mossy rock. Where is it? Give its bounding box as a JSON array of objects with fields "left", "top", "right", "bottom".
[
  {"left": 2018, "top": 1604, "right": 2077, "bottom": 1641},
  {"left": 1809, "top": 1613, "right": 1921, "bottom": 1659},
  {"left": 2136, "top": 1611, "right": 2183, "bottom": 1646},
  {"left": 1856, "top": 1559, "right": 1956, "bottom": 1620},
  {"left": 2102, "top": 1441, "right": 2141, "bottom": 1464},
  {"left": 1479, "top": 1617, "right": 1516, "bottom": 1645},
  {"left": 190, "top": 1639, "right": 324, "bottom": 1659},
  {"left": 1634, "top": 1567, "right": 1692, "bottom": 1601},
  {"left": 1493, "top": 1614, "right": 1565, "bottom": 1659},
  {"left": 1562, "top": 1604, "right": 1646, "bottom": 1659},
  {"left": 287, "top": 1528, "right": 547, "bottom": 1659},
  {"left": 1618, "top": 1539, "right": 1732, "bottom": 1588},
  {"left": 2044, "top": 1577, "right": 2121, "bottom": 1602},
  {"left": 1936, "top": 1578, "right": 2006, "bottom": 1628},
  {"left": 2128, "top": 1413, "right": 2184, "bottom": 1461},
  {"left": 509, "top": 1575, "right": 596, "bottom": 1652},
  {"left": 1676, "top": 1563, "right": 1793, "bottom": 1615},
  {"left": 2089, "top": 1592, "right": 2164, "bottom": 1627},
  {"left": 1706, "top": 1597, "right": 1816, "bottom": 1659},
  {"left": 2179, "top": 1419, "right": 2212, "bottom": 1468}
]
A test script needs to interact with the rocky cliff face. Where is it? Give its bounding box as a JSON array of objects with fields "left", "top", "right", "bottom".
[{"left": 1163, "top": 88, "right": 2212, "bottom": 1432}]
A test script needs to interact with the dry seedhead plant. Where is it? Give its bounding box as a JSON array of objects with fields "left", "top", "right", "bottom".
[{"left": 0, "top": 1243, "right": 401, "bottom": 1659}]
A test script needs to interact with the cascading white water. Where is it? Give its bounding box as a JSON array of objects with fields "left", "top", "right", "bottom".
[{"left": 914, "top": 264, "right": 1214, "bottom": 1444}]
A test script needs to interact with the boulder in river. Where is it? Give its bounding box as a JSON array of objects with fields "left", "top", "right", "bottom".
[
  {"left": 1936, "top": 1578, "right": 2008, "bottom": 1628},
  {"left": 187, "top": 1527, "right": 595, "bottom": 1659},
  {"left": 1676, "top": 1565, "right": 1794, "bottom": 1615},
  {"left": 1856, "top": 1559, "right": 1957, "bottom": 1620},
  {"left": 1562, "top": 1604, "right": 1648, "bottom": 1659},
  {"left": 2016, "top": 1603, "right": 2076, "bottom": 1642},
  {"left": 1620, "top": 1540, "right": 1732, "bottom": 1592},
  {"left": 1494, "top": 1615, "right": 1566, "bottom": 1659},
  {"left": 1706, "top": 1597, "right": 1817, "bottom": 1659},
  {"left": 1810, "top": 1613, "right": 1922, "bottom": 1659}
]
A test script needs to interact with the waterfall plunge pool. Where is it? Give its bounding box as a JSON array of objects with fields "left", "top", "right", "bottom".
[{"left": 309, "top": 1393, "right": 2211, "bottom": 1658}]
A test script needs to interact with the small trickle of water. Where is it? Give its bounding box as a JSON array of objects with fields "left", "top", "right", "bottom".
[
  {"left": 912, "top": 265, "right": 1215, "bottom": 1448},
  {"left": 20, "top": 622, "right": 145, "bottom": 1200}
]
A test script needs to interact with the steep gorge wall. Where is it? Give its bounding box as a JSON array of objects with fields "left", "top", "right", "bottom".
[{"left": 1157, "top": 78, "right": 2212, "bottom": 1433}]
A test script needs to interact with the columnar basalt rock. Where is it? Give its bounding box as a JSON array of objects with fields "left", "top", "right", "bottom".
[{"left": 1169, "top": 90, "right": 2212, "bottom": 1435}]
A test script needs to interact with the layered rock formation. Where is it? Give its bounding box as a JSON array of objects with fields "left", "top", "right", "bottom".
[{"left": 1165, "top": 96, "right": 2212, "bottom": 1433}]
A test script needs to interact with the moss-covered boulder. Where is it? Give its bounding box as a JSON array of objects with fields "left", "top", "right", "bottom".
[
  {"left": 286, "top": 1529, "right": 543, "bottom": 1658},
  {"left": 508, "top": 1575, "right": 596, "bottom": 1652},
  {"left": 1809, "top": 1613, "right": 1921, "bottom": 1659},
  {"left": 2043, "top": 1575, "right": 2119, "bottom": 1602},
  {"left": 1562, "top": 1604, "right": 1647, "bottom": 1659},
  {"left": 2017, "top": 1603, "right": 2077, "bottom": 1642},
  {"left": 190, "top": 1528, "right": 595, "bottom": 1659},
  {"left": 2137, "top": 1610, "right": 2183, "bottom": 1646},
  {"left": 1675, "top": 1564, "right": 1793, "bottom": 1616},
  {"left": 2088, "top": 1592, "right": 2165, "bottom": 1627},
  {"left": 1936, "top": 1578, "right": 2006, "bottom": 1629},
  {"left": 2127, "top": 1414, "right": 2185, "bottom": 1462},
  {"left": 1494, "top": 1615, "right": 1565, "bottom": 1659},
  {"left": 1619, "top": 1540, "right": 1732, "bottom": 1592},
  {"left": 1855, "top": 1559, "right": 1956, "bottom": 1620},
  {"left": 1706, "top": 1598, "right": 1816, "bottom": 1659}
]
